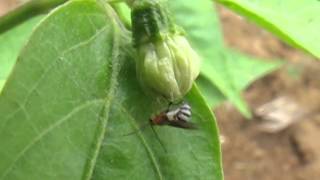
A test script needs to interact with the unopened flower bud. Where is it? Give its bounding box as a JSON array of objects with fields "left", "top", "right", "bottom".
[{"left": 131, "top": 0, "right": 201, "bottom": 101}]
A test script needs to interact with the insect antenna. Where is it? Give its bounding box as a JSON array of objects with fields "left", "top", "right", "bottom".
[
  {"left": 122, "top": 121, "right": 151, "bottom": 136},
  {"left": 149, "top": 122, "right": 168, "bottom": 153},
  {"left": 123, "top": 120, "right": 168, "bottom": 153}
]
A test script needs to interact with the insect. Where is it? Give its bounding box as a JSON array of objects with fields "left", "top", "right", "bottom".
[
  {"left": 150, "top": 102, "right": 196, "bottom": 129},
  {"left": 125, "top": 102, "right": 196, "bottom": 152}
]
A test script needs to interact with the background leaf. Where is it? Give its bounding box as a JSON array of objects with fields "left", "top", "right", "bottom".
[
  {"left": 0, "top": 1, "right": 223, "bottom": 179},
  {"left": 198, "top": 49, "right": 283, "bottom": 107},
  {"left": 0, "top": 15, "right": 43, "bottom": 91},
  {"left": 217, "top": 0, "right": 320, "bottom": 59},
  {"left": 225, "top": 50, "right": 283, "bottom": 91},
  {"left": 168, "top": 0, "right": 282, "bottom": 117}
]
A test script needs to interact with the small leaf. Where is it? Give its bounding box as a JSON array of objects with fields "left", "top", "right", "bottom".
[
  {"left": 168, "top": 0, "right": 251, "bottom": 116},
  {"left": 197, "top": 49, "right": 282, "bottom": 108},
  {"left": 0, "top": 1, "right": 223, "bottom": 179},
  {"left": 218, "top": 0, "right": 320, "bottom": 59},
  {"left": 168, "top": 0, "right": 223, "bottom": 52},
  {"left": 169, "top": 0, "right": 282, "bottom": 117},
  {"left": 225, "top": 50, "right": 283, "bottom": 91},
  {"left": 0, "top": 16, "right": 43, "bottom": 91},
  {"left": 196, "top": 76, "right": 225, "bottom": 107}
]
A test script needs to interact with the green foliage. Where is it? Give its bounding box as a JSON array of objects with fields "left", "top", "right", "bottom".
[
  {"left": 168, "top": 0, "right": 282, "bottom": 117},
  {"left": 198, "top": 49, "right": 283, "bottom": 108},
  {"left": 0, "top": 16, "right": 43, "bottom": 91},
  {"left": 224, "top": 50, "right": 283, "bottom": 92},
  {"left": 109, "top": 0, "right": 283, "bottom": 117},
  {"left": 2, "top": 0, "right": 306, "bottom": 178},
  {"left": 0, "top": 1, "right": 222, "bottom": 179},
  {"left": 0, "top": 0, "right": 283, "bottom": 118},
  {"left": 218, "top": 0, "right": 320, "bottom": 59}
]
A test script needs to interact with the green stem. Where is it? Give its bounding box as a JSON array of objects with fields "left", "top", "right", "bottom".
[
  {"left": 0, "top": 0, "right": 68, "bottom": 34},
  {"left": 111, "top": 3, "right": 132, "bottom": 29}
]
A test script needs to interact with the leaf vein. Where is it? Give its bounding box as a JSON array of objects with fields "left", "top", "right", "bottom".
[
  {"left": 0, "top": 99, "right": 105, "bottom": 179},
  {"left": 1, "top": 24, "right": 109, "bottom": 129},
  {"left": 117, "top": 104, "right": 164, "bottom": 180}
]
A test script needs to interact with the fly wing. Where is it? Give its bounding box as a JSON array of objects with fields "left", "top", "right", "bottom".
[{"left": 167, "top": 120, "right": 197, "bottom": 129}]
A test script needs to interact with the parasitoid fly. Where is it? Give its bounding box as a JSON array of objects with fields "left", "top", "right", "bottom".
[
  {"left": 125, "top": 102, "right": 196, "bottom": 152},
  {"left": 150, "top": 102, "right": 196, "bottom": 129}
]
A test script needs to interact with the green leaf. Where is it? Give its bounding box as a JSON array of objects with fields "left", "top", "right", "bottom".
[
  {"left": 111, "top": 2, "right": 131, "bottom": 28},
  {"left": 202, "top": 51, "right": 253, "bottom": 116},
  {"left": 197, "top": 50, "right": 282, "bottom": 108},
  {"left": 0, "top": 1, "right": 223, "bottom": 179},
  {"left": 225, "top": 50, "right": 283, "bottom": 91},
  {"left": 168, "top": 0, "right": 224, "bottom": 51},
  {"left": 168, "top": 0, "right": 252, "bottom": 116},
  {"left": 0, "top": 16, "right": 43, "bottom": 92},
  {"left": 168, "top": 0, "right": 282, "bottom": 117},
  {"left": 167, "top": 0, "right": 248, "bottom": 116},
  {"left": 196, "top": 76, "right": 225, "bottom": 107},
  {"left": 217, "top": 0, "right": 320, "bottom": 59}
]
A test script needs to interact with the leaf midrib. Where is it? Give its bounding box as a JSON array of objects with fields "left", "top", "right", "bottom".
[
  {"left": 0, "top": 18, "right": 113, "bottom": 180},
  {"left": 81, "top": 8, "right": 122, "bottom": 179}
]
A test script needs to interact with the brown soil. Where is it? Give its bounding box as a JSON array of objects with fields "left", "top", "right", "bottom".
[
  {"left": 0, "top": 0, "right": 18, "bottom": 16},
  {"left": 218, "top": 6, "right": 320, "bottom": 180}
]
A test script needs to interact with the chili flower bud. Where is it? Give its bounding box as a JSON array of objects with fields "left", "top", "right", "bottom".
[{"left": 132, "top": 0, "right": 201, "bottom": 101}]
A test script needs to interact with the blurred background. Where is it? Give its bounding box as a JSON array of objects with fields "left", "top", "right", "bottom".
[
  {"left": 1, "top": 1, "right": 320, "bottom": 180},
  {"left": 217, "top": 5, "right": 320, "bottom": 180}
]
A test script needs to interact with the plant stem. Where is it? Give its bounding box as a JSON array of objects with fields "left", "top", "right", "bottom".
[
  {"left": 111, "top": 3, "right": 132, "bottom": 29},
  {"left": 0, "top": 0, "right": 67, "bottom": 34}
]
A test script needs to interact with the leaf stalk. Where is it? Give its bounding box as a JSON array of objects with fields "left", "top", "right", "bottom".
[{"left": 0, "top": 0, "right": 68, "bottom": 34}]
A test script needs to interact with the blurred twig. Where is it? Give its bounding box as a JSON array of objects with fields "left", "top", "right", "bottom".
[{"left": 0, "top": 0, "right": 67, "bottom": 33}]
